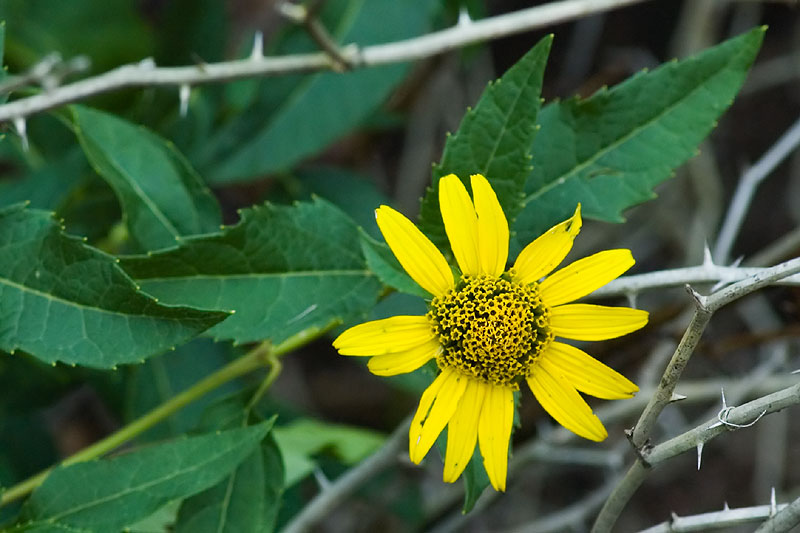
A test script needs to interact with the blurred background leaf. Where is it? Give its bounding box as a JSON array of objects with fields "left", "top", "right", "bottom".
[{"left": 202, "top": 0, "right": 436, "bottom": 185}]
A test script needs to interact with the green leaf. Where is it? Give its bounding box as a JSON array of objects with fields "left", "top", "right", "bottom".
[
  {"left": 0, "top": 204, "right": 229, "bottom": 368},
  {"left": 175, "top": 432, "right": 284, "bottom": 533},
  {"left": 120, "top": 198, "right": 382, "bottom": 345},
  {"left": 206, "top": 0, "right": 434, "bottom": 184},
  {"left": 360, "top": 232, "right": 428, "bottom": 298},
  {"left": 71, "top": 105, "right": 222, "bottom": 251},
  {"left": 273, "top": 418, "right": 385, "bottom": 486},
  {"left": 16, "top": 422, "right": 273, "bottom": 532},
  {"left": 0, "top": 0, "right": 152, "bottom": 72},
  {"left": 461, "top": 448, "right": 490, "bottom": 513},
  {"left": 291, "top": 167, "right": 391, "bottom": 240},
  {"left": 418, "top": 36, "right": 552, "bottom": 248},
  {"left": 175, "top": 410, "right": 284, "bottom": 533},
  {"left": 0, "top": 150, "right": 86, "bottom": 211},
  {"left": 124, "top": 339, "right": 238, "bottom": 441},
  {"left": 514, "top": 27, "right": 765, "bottom": 247}
]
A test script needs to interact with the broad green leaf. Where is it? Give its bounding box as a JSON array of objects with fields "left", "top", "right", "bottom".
[
  {"left": 175, "top": 407, "right": 284, "bottom": 533},
  {"left": 125, "top": 338, "right": 238, "bottom": 441},
  {"left": 120, "top": 198, "right": 382, "bottom": 345},
  {"left": 126, "top": 500, "right": 181, "bottom": 533},
  {"left": 274, "top": 418, "right": 385, "bottom": 486},
  {"left": 0, "top": 21, "right": 7, "bottom": 105},
  {"left": 71, "top": 105, "right": 222, "bottom": 251},
  {"left": 206, "top": 0, "right": 434, "bottom": 184},
  {"left": 418, "top": 36, "right": 552, "bottom": 249},
  {"left": 175, "top": 431, "right": 284, "bottom": 533},
  {"left": 513, "top": 27, "right": 765, "bottom": 248},
  {"left": 360, "top": 232, "right": 427, "bottom": 298},
  {"left": 0, "top": 204, "right": 228, "bottom": 368},
  {"left": 16, "top": 422, "right": 273, "bottom": 532}
]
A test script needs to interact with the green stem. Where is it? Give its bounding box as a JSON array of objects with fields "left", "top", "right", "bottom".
[
  {"left": 1, "top": 343, "right": 275, "bottom": 507},
  {"left": 0, "top": 322, "right": 336, "bottom": 507}
]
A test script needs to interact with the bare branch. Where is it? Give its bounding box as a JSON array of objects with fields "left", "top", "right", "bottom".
[
  {"left": 713, "top": 115, "right": 800, "bottom": 264},
  {"left": 646, "top": 383, "right": 800, "bottom": 465},
  {"left": 281, "top": 417, "right": 409, "bottom": 533},
  {"left": 591, "top": 257, "right": 800, "bottom": 533},
  {"left": 755, "top": 493, "right": 800, "bottom": 533},
  {"left": 0, "top": 0, "right": 654, "bottom": 123},
  {"left": 641, "top": 503, "right": 789, "bottom": 533},
  {"left": 591, "top": 263, "right": 800, "bottom": 299}
]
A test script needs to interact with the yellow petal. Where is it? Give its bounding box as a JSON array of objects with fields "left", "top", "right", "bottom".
[
  {"left": 376, "top": 205, "right": 454, "bottom": 297},
  {"left": 477, "top": 383, "right": 514, "bottom": 491},
  {"left": 540, "top": 249, "right": 635, "bottom": 307},
  {"left": 333, "top": 316, "right": 434, "bottom": 356},
  {"left": 527, "top": 364, "right": 607, "bottom": 441},
  {"left": 513, "top": 205, "right": 582, "bottom": 285},
  {"left": 368, "top": 340, "right": 441, "bottom": 376},
  {"left": 549, "top": 304, "right": 648, "bottom": 341},
  {"left": 539, "top": 342, "right": 638, "bottom": 400},
  {"left": 409, "top": 368, "right": 468, "bottom": 464},
  {"left": 443, "top": 378, "right": 486, "bottom": 483},
  {"left": 439, "top": 174, "right": 481, "bottom": 277},
  {"left": 472, "top": 174, "right": 509, "bottom": 277}
]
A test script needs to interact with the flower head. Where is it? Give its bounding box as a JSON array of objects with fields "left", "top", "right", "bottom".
[{"left": 334, "top": 174, "right": 648, "bottom": 491}]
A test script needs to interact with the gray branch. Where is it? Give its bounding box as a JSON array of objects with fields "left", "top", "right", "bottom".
[
  {"left": 0, "top": 0, "right": 653, "bottom": 123},
  {"left": 592, "top": 256, "right": 800, "bottom": 533},
  {"left": 281, "top": 417, "right": 409, "bottom": 533},
  {"left": 755, "top": 493, "right": 800, "bottom": 532},
  {"left": 641, "top": 503, "right": 789, "bottom": 533},
  {"left": 591, "top": 264, "right": 800, "bottom": 299}
]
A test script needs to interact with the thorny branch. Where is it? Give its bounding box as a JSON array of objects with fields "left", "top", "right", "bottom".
[
  {"left": 0, "top": 0, "right": 653, "bottom": 123},
  {"left": 591, "top": 256, "right": 800, "bottom": 533},
  {"left": 642, "top": 502, "right": 789, "bottom": 533},
  {"left": 755, "top": 493, "right": 800, "bottom": 533}
]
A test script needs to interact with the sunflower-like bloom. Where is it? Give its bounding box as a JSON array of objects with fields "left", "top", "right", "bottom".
[{"left": 334, "top": 174, "right": 648, "bottom": 491}]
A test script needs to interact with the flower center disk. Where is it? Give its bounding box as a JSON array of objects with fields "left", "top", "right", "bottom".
[{"left": 428, "top": 275, "right": 552, "bottom": 387}]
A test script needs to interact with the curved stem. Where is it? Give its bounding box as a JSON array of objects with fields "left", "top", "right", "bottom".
[{"left": 0, "top": 326, "right": 324, "bottom": 507}]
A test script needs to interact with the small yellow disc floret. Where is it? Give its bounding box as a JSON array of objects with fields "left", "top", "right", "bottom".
[{"left": 427, "top": 275, "right": 553, "bottom": 387}]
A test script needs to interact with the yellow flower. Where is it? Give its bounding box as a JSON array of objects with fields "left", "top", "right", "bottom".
[{"left": 334, "top": 174, "right": 648, "bottom": 491}]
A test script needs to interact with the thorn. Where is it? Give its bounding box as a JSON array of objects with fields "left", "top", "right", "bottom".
[
  {"left": 670, "top": 392, "right": 687, "bottom": 403},
  {"left": 791, "top": 369, "right": 800, "bottom": 374},
  {"left": 696, "top": 440, "right": 704, "bottom": 470},
  {"left": 702, "top": 243, "right": 714, "bottom": 267},
  {"left": 179, "top": 84, "right": 191, "bottom": 117},
  {"left": 457, "top": 7, "right": 472, "bottom": 26},
  {"left": 771, "top": 487, "right": 777, "bottom": 517},
  {"left": 250, "top": 31, "right": 264, "bottom": 60},
  {"left": 670, "top": 511, "right": 680, "bottom": 522},
  {"left": 13, "top": 116, "right": 28, "bottom": 151},
  {"left": 626, "top": 292, "right": 637, "bottom": 308},
  {"left": 723, "top": 501, "right": 730, "bottom": 511},
  {"left": 730, "top": 256, "right": 744, "bottom": 268},
  {"left": 138, "top": 57, "right": 156, "bottom": 69}
]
